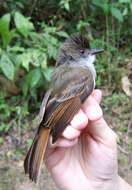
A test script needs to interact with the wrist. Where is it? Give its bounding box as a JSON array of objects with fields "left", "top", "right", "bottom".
[
  {"left": 118, "top": 176, "right": 132, "bottom": 190},
  {"left": 91, "top": 175, "right": 119, "bottom": 190}
]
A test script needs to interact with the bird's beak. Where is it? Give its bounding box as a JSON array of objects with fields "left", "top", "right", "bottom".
[{"left": 91, "top": 49, "right": 104, "bottom": 55}]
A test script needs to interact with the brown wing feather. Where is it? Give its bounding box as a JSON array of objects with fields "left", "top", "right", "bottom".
[{"left": 52, "top": 96, "right": 81, "bottom": 143}]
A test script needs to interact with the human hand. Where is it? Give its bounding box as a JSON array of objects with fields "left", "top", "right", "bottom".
[{"left": 45, "top": 89, "right": 118, "bottom": 190}]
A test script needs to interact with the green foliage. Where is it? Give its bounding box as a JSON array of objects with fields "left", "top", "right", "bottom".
[
  {"left": 60, "top": 0, "right": 72, "bottom": 11},
  {"left": 14, "top": 11, "right": 34, "bottom": 38},
  {"left": 0, "top": 12, "right": 68, "bottom": 97},
  {"left": 103, "top": 93, "right": 126, "bottom": 106},
  {"left": 111, "top": 7, "right": 123, "bottom": 22},
  {"left": 0, "top": 54, "right": 15, "bottom": 80},
  {"left": 119, "top": 127, "right": 128, "bottom": 132},
  {"left": 27, "top": 139, "right": 33, "bottom": 146},
  {"left": 0, "top": 13, "right": 16, "bottom": 48},
  {"left": 0, "top": 137, "right": 4, "bottom": 144},
  {"left": 0, "top": 92, "right": 29, "bottom": 133},
  {"left": 128, "top": 143, "right": 132, "bottom": 151},
  {"left": 0, "top": 0, "right": 131, "bottom": 137},
  {"left": 0, "top": 1, "right": 131, "bottom": 99},
  {"left": 92, "top": 0, "right": 124, "bottom": 21}
]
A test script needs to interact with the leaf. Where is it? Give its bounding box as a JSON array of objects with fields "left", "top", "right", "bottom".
[
  {"left": 40, "top": 53, "right": 47, "bottom": 68},
  {"left": 0, "top": 54, "right": 15, "bottom": 80},
  {"left": 21, "top": 54, "right": 31, "bottom": 71},
  {"left": 42, "top": 67, "right": 54, "bottom": 81},
  {"left": 1, "top": 13, "right": 11, "bottom": 24},
  {"left": 111, "top": 7, "right": 123, "bottom": 22},
  {"left": 0, "top": 19, "right": 9, "bottom": 47},
  {"left": 57, "top": 31, "right": 69, "bottom": 38},
  {"left": 92, "top": 0, "right": 109, "bottom": 15},
  {"left": 50, "top": 36, "right": 58, "bottom": 46},
  {"left": 122, "top": 7, "right": 128, "bottom": 16},
  {"left": 0, "top": 13, "right": 16, "bottom": 48},
  {"left": 0, "top": 21, "right": 15, "bottom": 48},
  {"left": 8, "top": 46, "right": 25, "bottom": 52},
  {"left": 46, "top": 36, "right": 58, "bottom": 58},
  {"left": 21, "top": 81, "right": 29, "bottom": 96},
  {"left": 17, "top": 53, "right": 31, "bottom": 71},
  {"left": 64, "top": 2, "right": 70, "bottom": 11},
  {"left": 60, "top": 0, "right": 71, "bottom": 11},
  {"left": 77, "top": 21, "right": 90, "bottom": 31},
  {"left": 21, "top": 68, "right": 42, "bottom": 96},
  {"left": 92, "top": 0, "right": 102, "bottom": 7},
  {"left": 14, "top": 12, "right": 34, "bottom": 38},
  {"left": 47, "top": 44, "right": 57, "bottom": 58},
  {"left": 28, "top": 49, "right": 41, "bottom": 67},
  {"left": 27, "top": 68, "right": 42, "bottom": 88}
]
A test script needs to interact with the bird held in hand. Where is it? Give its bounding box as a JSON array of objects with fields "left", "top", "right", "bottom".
[{"left": 24, "top": 34, "right": 104, "bottom": 182}]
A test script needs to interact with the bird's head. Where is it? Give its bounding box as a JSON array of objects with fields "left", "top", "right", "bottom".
[{"left": 57, "top": 34, "right": 104, "bottom": 66}]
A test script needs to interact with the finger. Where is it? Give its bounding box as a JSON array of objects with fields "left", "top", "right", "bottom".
[
  {"left": 62, "top": 125, "right": 81, "bottom": 140},
  {"left": 87, "top": 118, "right": 117, "bottom": 148},
  {"left": 70, "top": 109, "right": 88, "bottom": 130},
  {"left": 91, "top": 89, "right": 102, "bottom": 104},
  {"left": 49, "top": 136, "right": 78, "bottom": 148},
  {"left": 62, "top": 109, "right": 88, "bottom": 140},
  {"left": 82, "top": 95, "right": 103, "bottom": 121}
]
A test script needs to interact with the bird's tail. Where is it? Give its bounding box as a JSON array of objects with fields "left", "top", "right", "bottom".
[{"left": 24, "top": 128, "right": 50, "bottom": 183}]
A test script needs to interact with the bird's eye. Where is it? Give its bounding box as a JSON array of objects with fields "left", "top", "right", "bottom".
[{"left": 80, "top": 49, "right": 85, "bottom": 54}]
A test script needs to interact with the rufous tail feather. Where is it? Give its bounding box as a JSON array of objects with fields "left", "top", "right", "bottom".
[{"left": 24, "top": 128, "right": 51, "bottom": 182}]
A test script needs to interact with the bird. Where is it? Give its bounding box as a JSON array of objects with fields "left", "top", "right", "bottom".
[{"left": 24, "top": 33, "right": 104, "bottom": 183}]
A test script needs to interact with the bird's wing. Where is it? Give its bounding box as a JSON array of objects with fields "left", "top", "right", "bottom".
[{"left": 45, "top": 95, "right": 81, "bottom": 143}]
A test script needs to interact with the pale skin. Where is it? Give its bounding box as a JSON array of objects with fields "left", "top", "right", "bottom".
[{"left": 45, "top": 89, "right": 132, "bottom": 190}]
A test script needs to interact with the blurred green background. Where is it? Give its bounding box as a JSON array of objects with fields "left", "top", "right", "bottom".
[{"left": 0, "top": 0, "right": 132, "bottom": 189}]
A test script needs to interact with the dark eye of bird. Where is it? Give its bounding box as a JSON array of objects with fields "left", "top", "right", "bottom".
[{"left": 80, "top": 49, "right": 85, "bottom": 54}]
